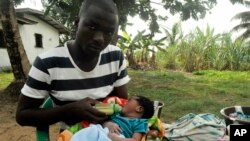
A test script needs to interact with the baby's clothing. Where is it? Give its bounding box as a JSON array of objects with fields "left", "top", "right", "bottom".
[{"left": 111, "top": 113, "right": 148, "bottom": 138}]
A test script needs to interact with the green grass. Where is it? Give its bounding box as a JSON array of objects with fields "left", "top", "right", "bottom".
[
  {"left": 0, "top": 70, "right": 249, "bottom": 123},
  {"left": 0, "top": 72, "right": 13, "bottom": 90},
  {"left": 127, "top": 69, "right": 250, "bottom": 123}
]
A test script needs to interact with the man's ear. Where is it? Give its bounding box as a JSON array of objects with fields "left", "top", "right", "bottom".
[{"left": 74, "top": 17, "right": 79, "bottom": 29}]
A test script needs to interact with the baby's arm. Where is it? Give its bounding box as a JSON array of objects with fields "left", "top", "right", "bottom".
[
  {"left": 108, "top": 132, "right": 144, "bottom": 141},
  {"left": 103, "top": 121, "right": 122, "bottom": 134}
]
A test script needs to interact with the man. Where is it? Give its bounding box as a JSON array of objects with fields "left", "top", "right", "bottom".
[{"left": 16, "top": 0, "right": 130, "bottom": 130}]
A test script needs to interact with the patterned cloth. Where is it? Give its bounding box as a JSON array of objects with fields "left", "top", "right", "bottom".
[
  {"left": 229, "top": 106, "right": 250, "bottom": 122},
  {"left": 165, "top": 113, "right": 226, "bottom": 141}
]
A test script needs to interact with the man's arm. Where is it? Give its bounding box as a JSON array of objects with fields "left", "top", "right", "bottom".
[
  {"left": 16, "top": 94, "right": 108, "bottom": 127},
  {"left": 109, "top": 84, "right": 128, "bottom": 99}
]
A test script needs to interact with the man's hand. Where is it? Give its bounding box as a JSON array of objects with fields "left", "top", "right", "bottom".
[
  {"left": 16, "top": 95, "right": 108, "bottom": 127},
  {"left": 64, "top": 97, "right": 108, "bottom": 125}
]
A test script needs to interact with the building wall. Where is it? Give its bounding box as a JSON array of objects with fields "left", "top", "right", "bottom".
[
  {"left": 0, "top": 49, "right": 11, "bottom": 68},
  {"left": 0, "top": 23, "right": 11, "bottom": 68},
  {"left": 0, "top": 14, "right": 60, "bottom": 68},
  {"left": 19, "top": 14, "right": 59, "bottom": 64}
]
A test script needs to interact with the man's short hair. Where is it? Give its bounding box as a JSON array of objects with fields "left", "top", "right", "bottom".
[{"left": 79, "top": 0, "right": 118, "bottom": 17}]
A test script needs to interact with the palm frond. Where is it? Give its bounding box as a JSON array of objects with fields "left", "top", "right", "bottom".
[
  {"left": 232, "top": 22, "right": 250, "bottom": 31},
  {"left": 241, "top": 29, "right": 250, "bottom": 38},
  {"left": 232, "top": 11, "right": 250, "bottom": 23}
]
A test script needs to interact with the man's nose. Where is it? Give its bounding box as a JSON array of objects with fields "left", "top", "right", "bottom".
[{"left": 93, "top": 31, "right": 104, "bottom": 45}]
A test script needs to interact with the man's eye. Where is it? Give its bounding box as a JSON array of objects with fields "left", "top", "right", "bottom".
[
  {"left": 107, "top": 32, "right": 113, "bottom": 36},
  {"left": 105, "top": 30, "right": 114, "bottom": 36},
  {"left": 88, "top": 26, "right": 96, "bottom": 30}
]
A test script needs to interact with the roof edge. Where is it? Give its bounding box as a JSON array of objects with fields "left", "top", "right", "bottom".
[{"left": 16, "top": 8, "right": 70, "bottom": 34}]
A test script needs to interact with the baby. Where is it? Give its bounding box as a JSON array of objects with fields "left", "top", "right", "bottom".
[{"left": 71, "top": 96, "right": 154, "bottom": 141}]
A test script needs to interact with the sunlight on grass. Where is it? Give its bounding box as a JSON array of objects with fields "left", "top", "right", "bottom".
[{"left": 193, "top": 70, "right": 250, "bottom": 80}]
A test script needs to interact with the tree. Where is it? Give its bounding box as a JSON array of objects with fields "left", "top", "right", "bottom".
[
  {"left": 42, "top": 0, "right": 218, "bottom": 43},
  {"left": 230, "top": 0, "right": 250, "bottom": 42},
  {"left": 231, "top": 10, "right": 250, "bottom": 42},
  {"left": 1, "top": 0, "right": 246, "bottom": 97},
  {"left": 0, "top": 0, "right": 30, "bottom": 96},
  {"left": 229, "top": 0, "right": 250, "bottom": 5},
  {"left": 118, "top": 30, "right": 142, "bottom": 67},
  {"left": 161, "top": 22, "right": 184, "bottom": 70},
  {"left": 118, "top": 29, "right": 166, "bottom": 69},
  {"left": 163, "top": 22, "right": 184, "bottom": 46}
]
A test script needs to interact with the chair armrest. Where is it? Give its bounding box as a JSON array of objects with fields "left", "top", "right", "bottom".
[{"left": 36, "top": 97, "right": 53, "bottom": 141}]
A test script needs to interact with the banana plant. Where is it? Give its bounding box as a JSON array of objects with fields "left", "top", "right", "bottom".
[
  {"left": 178, "top": 25, "right": 220, "bottom": 72},
  {"left": 118, "top": 30, "right": 167, "bottom": 67},
  {"left": 118, "top": 30, "right": 145, "bottom": 66}
]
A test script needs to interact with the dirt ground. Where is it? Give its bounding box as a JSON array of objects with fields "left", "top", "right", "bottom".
[{"left": 0, "top": 91, "right": 58, "bottom": 141}]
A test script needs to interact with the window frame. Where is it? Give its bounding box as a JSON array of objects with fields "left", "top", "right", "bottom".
[{"left": 34, "top": 33, "right": 43, "bottom": 48}]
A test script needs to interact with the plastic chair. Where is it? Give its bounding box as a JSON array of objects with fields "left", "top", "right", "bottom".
[{"left": 36, "top": 97, "right": 53, "bottom": 141}]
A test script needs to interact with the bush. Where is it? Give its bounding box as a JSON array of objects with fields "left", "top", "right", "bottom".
[{"left": 0, "top": 66, "right": 12, "bottom": 73}]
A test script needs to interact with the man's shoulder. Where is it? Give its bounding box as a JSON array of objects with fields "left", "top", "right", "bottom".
[
  {"left": 103, "top": 44, "right": 122, "bottom": 53},
  {"left": 39, "top": 44, "right": 67, "bottom": 59}
]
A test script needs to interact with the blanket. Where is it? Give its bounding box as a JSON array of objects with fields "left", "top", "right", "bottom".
[{"left": 164, "top": 113, "right": 226, "bottom": 141}]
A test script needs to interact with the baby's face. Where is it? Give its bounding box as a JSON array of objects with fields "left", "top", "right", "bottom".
[{"left": 121, "top": 97, "right": 141, "bottom": 114}]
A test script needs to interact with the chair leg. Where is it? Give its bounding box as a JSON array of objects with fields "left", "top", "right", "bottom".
[
  {"left": 36, "top": 126, "right": 50, "bottom": 141},
  {"left": 36, "top": 97, "right": 53, "bottom": 141}
]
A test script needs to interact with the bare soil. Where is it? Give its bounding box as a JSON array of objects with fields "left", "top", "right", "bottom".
[{"left": 0, "top": 91, "right": 58, "bottom": 141}]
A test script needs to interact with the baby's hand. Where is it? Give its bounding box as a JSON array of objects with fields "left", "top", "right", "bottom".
[
  {"left": 109, "top": 123, "right": 122, "bottom": 134},
  {"left": 108, "top": 132, "right": 120, "bottom": 141},
  {"left": 104, "top": 121, "right": 122, "bottom": 134}
]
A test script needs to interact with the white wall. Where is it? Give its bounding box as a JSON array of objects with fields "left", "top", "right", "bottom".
[
  {"left": 19, "top": 14, "right": 59, "bottom": 65},
  {"left": 0, "top": 14, "right": 59, "bottom": 68},
  {"left": 0, "top": 49, "right": 11, "bottom": 67},
  {"left": 0, "top": 23, "right": 10, "bottom": 67}
]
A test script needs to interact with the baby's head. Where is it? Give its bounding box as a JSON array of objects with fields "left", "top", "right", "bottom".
[{"left": 121, "top": 96, "right": 154, "bottom": 119}]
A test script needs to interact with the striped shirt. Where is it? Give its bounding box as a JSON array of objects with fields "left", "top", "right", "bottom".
[{"left": 21, "top": 42, "right": 130, "bottom": 103}]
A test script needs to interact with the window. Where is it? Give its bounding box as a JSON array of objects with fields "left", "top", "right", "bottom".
[
  {"left": 35, "top": 33, "right": 43, "bottom": 48},
  {"left": 0, "top": 30, "right": 6, "bottom": 48}
]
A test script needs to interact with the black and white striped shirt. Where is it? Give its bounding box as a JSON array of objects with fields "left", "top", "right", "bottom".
[{"left": 21, "top": 43, "right": 130, "bottom": 103}]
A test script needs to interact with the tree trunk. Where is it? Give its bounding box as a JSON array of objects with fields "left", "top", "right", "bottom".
[
  {"left": 150, "top": 50, "right": 156, "bottom": 64},
  {"left": 126, "top": 47, "right": 137, "bottom": 67},
  {"left": 0, "top": 0, "right": 30, "bottom": 96},
  {"left": 141, "top": 48, "right": 144, "bottom": 62}
]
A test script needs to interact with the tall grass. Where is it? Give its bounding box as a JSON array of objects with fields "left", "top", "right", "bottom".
[{"left": 156, "top": 27, "right": 250, "bottom": 71}]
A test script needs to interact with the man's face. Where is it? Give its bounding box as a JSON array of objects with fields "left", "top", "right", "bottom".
[{"left": 75, "top": 5, "right": 118, "bottom": 56}]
